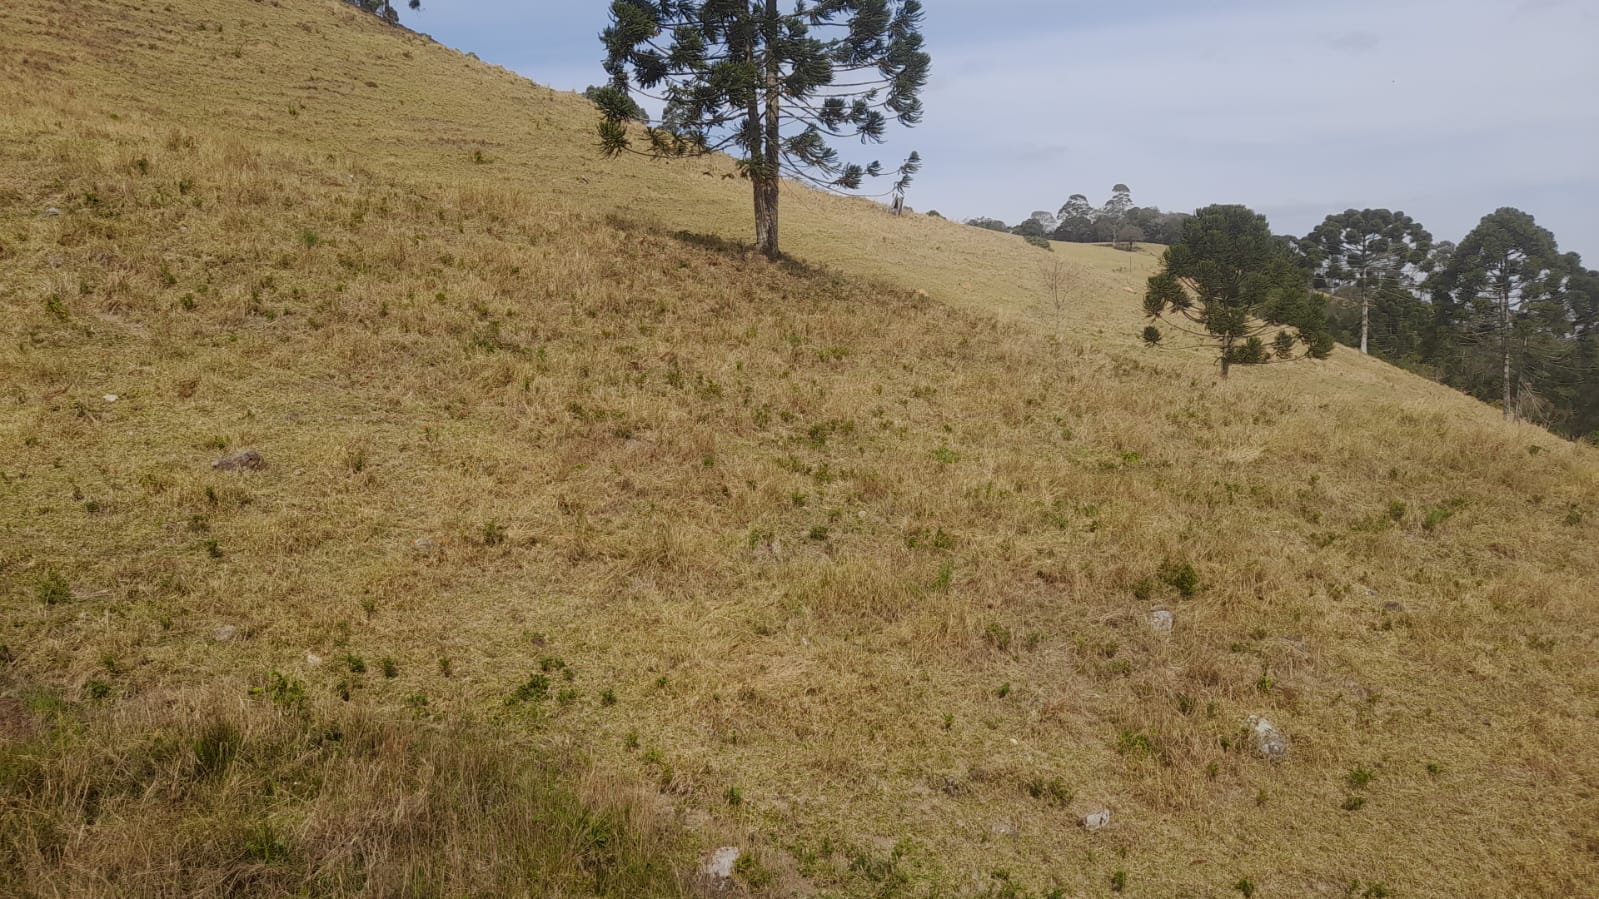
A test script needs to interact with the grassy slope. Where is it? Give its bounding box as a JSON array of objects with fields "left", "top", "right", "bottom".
[{"left": 2, "top": 0, "right": 1598, "bottom": 896}]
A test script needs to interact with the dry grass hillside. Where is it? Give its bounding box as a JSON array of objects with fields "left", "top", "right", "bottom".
[{"left": 3, "top": 0, "right": 1598, "bottom": 897}]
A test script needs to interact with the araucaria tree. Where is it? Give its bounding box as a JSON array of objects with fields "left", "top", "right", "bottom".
[
  {"left": 1304, "top": 209, "right": 1432, "bottom": 355},
  {"left": 1430, "top": 208, "right": 1568, "bottom": 422},
  {"left": 595, "top": 0, "right": 931, "bottom": 259},
  {"left": 1142, "top": 204, "right": 1333, "bottom": 379}
]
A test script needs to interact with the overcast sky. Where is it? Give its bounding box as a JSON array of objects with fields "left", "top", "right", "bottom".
[{"left": 407, "top": 0, "right": 1598, "bottom": 260}]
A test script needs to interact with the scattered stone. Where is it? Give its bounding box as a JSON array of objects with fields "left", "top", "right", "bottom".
[
  {"left": 412, "top": 536, "right": 440, "bottom": 553},
  {"left": 1081, "top": 809, "right": 1111, "bottom": 831},
  {"left": 1381, "top": 600, "right": 1406, "bottom": 613},
  {"left": 213, "top": 625, "right": 238, "bottom": 643},
  {"left": 1248, "top": 715, "right": 1288, "bottom": 760},
  {"left": 990, "top": 819, "right": 1017, "bottom": 837},
  {"left": 44, "top": 207, "right": 60, "bottom": 217},
  {"left": 102, "top": 394, "right": 118, "bottom": 402},
  {"left": 212, "top": 449, "right": 265, "bottom": 471},
  {"left": 1149, "top": 609, "right": 1174, "bottom": 633},
  {"left": 700, "top": 846, "right": 740, "bottom": 882},
  {"left": 305, "top": 653, "right": 323, "bottom": 667}
]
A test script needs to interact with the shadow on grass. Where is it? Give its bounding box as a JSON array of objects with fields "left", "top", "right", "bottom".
[{"left": 604, "top": 211, "right": 833, "bottom": 282}]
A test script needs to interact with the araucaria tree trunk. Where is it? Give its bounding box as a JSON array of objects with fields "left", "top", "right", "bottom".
[
  {"left": 1502, "top": 285, "right": 1514, "bottom": 422},
  {"left": 754, "top": 0, "right": 782, "bottom": 259},
  {"left": 1360, "top": 295, "right": 1370, "bottom": 355}
]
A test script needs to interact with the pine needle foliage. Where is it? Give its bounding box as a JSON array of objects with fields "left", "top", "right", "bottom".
[
  {"left": 596, "top": 0, "right": 930, "bottom": 258},
  {"left": 1142, "top": 204, "right": 1334, "bottom": 378}
]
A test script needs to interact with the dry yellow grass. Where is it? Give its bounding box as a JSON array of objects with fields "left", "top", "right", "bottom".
[{"left": 2, "top": 0, "right": 1598, "bottom": 896}]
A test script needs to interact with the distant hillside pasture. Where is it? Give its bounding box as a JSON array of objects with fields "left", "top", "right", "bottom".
[{"left": 1, "top": 0, "right": 1597, "bottom": 896}]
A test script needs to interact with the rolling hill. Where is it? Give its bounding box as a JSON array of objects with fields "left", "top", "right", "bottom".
[{"left": 2, "top": 1, "right": 1597, "bottom": 896}]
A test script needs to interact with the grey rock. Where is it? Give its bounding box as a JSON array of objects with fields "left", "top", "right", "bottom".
[
  {"left": 213, "top": 624, "right": 238, "bottom": 642},
  {"left": 305, "top": 652, "right": 323, "bottom": 667},
  {"left": 212, "top": 449, "right": 265, "bottom": 471},
  {"left": 1248, "top": 715, "right": 1288, "bottom": 760},
  {"left": 1149, "top": 609, "right": 1174, "bottom": 633},
  {"left": 700, "top": 846, "right": 740, "bottom": 881},
  {"left": 44, "top": 207, "right": 60, "bottom": 217},
  {"left": 412, "top": 536, "right": 440, "bottom": 553},
  {"left": 1081, "top": 808, "right": 1111, "bottom": 831}
]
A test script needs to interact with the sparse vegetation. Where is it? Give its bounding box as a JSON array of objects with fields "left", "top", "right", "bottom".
[{"left": 0, "top": 1, "right": 1594, "bottom": 896}]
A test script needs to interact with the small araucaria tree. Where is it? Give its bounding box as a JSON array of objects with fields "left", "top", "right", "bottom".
[
  {"left": 1141, "top": 204, "right": 1334, "bottom": 379},
  {"left": 595, "top": 0, "right": 931, "bottom": 259}
]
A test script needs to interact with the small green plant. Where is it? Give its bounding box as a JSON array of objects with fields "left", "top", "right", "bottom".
[
  {"left": 437, "top": 657, "right": 453, "bottom": 677},
  {"left": 1024, "top": 776, "right": 1072, "bottom": 806},
  {"left": 1386, "top": 500, "right": 1407, "bottom": 521},
  {"left": 192, "top": 720, "right": 242, "bottom": 779},
  {"left": 36, "top": 571, "right": 71, "bottom": 606},
  {"left": 942, "top": 712, "right": 954, "bottom": 730},
  {"left": 724, "top": 785, "right": 743, "bottom": 806},
  {"left": 1426, "top": 762, "right": 1442, "bottom": 777},
  {"left": 1362, "top": 882, "right": 1391, "bottom": 898},
  {"left": 263, "top": 671, "right": 306, "bottom": 712},
  {"left": 1116, "top": 729, "right": 1156, "bottom": 759},
  {"left": 86, "top": 679, "right": 112, "bottom": 700},
  {"left": 807, "top": 525, "right": 830, "bottom": 541},
  {"left": 599, "top": 688, "right": 617, "bottom": 707},
  {"left": 994, "top": 682, "right": 1011, "bottom": 698},
  {"left": 204, "top": 540, "right": 223, "bottom": 559},
  {"left": 1341, "top": 795, "right": 1367, "bottom": 811},
  {"left": 380, "top": 657, "right": 398, "bottom": 678},
  {"left": 299, "top": 228, "right": 320, "bottom": 248},
  {"left": 1235, "top": 877, "right": 1256, "bottom": 898},
  {"left": 1347, "top": 766, "right": 1374, "bottom": 790},
  {"left": 242, "top": 821, "right": 288, "bottom": 863},
  {"left": 344, "top": 654, "right": 366, "bottom": 674},
  {"left": 1111, "top": 869, "right": 1128, "bottom": 892},
  {"left": 1158, "top": 560, "right": 1199, "bottom": 597},
  {"left": 481, "top": 518, "right": 507, "bottom": 546},
  {"left": 44, "top": 293, "right": 69, "bottom": 320},
  {"left": 983, "top": 622, "right": 1013, "bottom": 651},
  {"left": 404, "top": 692, "right": 429, "bottom": 709},
  {"left": 510, "top": 673, "right": 549, "bottom": 703},
  {"left": 932, "top": 445, "right": 959, "bottom": 465},
  {"left": 732, "top": 850, "right": 773, "bottom": 889},
  {"left": 624, "top": 730, "right": 639, "bottom": 750}
]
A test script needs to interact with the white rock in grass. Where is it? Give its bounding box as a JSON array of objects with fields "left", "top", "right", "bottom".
[
  {"left": 305, "top": 653, "right": 323, "bottom": 668},
  {"left": 701, "top": 846, "right": 740, "bottom": 881},
  {"left": 1248, "top": 715, "right": 1288, "bottom": 760},
  {"left": 213, "top": 625, "right": 238, "bottom": 643},
  {"left": 1149, "top": 609, "right": 1174, "bottom": 633},
  {"left": 102, "top": 394, "right": 119, "bottom": 402},
  {"left": 1081, "top": 809, "right": 1111, "bottom": 831}
]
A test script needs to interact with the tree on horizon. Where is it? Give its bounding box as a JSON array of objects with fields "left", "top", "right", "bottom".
[{"left": 593, "top": 0, "right": 931, "bottom": 260}]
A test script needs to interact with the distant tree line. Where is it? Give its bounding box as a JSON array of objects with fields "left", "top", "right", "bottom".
[
  {"left": 1303, "top": 207, "right": 1599, "bottom": 436},
  {"left": 964, "top": 184, "right": 1190, "bottom": 250},
  {"left": 967, "top": 182, "right": 1596, "bottom": 437}
]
